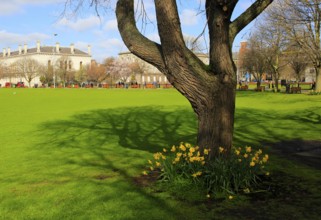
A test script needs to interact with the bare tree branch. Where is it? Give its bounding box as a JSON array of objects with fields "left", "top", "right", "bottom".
[{"left": 229, "top": 0, "right": 274, "bottom": 42}]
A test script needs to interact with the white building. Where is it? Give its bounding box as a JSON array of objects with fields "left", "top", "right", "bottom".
[{"left": 0, "top": 41, "right": 92, "bottom": 87}]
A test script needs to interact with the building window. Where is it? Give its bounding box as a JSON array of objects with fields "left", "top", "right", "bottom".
[
  {"left": 48, "top": 60, "right": 51, "bottom": 67},
  {"left": 80, "top": 61, "right": 83, "bottom": 69},
  {"left": 69, "top": 60, "right": 72, "bottom": 70}
]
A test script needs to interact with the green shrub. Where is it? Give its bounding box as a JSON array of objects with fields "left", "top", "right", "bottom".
[{"left": 144, "top": 143, "right": 269, "bottom": 199}]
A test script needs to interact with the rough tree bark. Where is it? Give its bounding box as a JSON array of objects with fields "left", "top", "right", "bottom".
[{"left": 116, "top": 0, "right": 273, "bottom": 157}]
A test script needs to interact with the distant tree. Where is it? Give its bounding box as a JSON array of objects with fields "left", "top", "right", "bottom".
[
  {"left": 0, "top": 62, "right": 5, "bottom": 80},
  {"left": 75, "top": 67, "right": 87, "bottom": 85},
  {"left": 242, "top": 35, "right": 270, "bottom": 88},
  {"left": 87, "top": 61, "right": 107, "bottom": 84},
  {"left": 288, "top": 47, "right": 309, "bottom": 83},
  {"left": 253, "top": 6, "right": 289, "bottom": 92},
  {"left": 56, "top": 55, "right": 74, "bottom": 87},
  {"left": 37, "top": 63, "right": 53, "bottom": 85},
  {"left": 184, "top": 35, "right": 207, "bottom": 53},
  {"left": 108, "top": 59, "right": 132, "bottom": 83},
  {"left": 13, "top": 58, "right": 41, "bottom": 87},
  {"left": 103, "top": 57, "right": 116, "bottom": 85},
  {"left": 128, "top": 61, "right": 144, "bottom": 83},
  {"left": 277, "top": 0, "right": 321, "bottom": 90}
]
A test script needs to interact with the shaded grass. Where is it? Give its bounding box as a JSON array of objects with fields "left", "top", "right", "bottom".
[{"left": 0, "top": 88, "right": 321, "bottom": 219}]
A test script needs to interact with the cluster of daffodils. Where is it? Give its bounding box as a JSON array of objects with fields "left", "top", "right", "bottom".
[
  {"left": 143, "top": 143, "right": 210, "bottom": 180},
  {"left": 143, "top": 143, "right": 270, "bottom": 200},
  {"left": 231, "top": 146, "right": 269, "bottom": 175},
  {"left": 170, "top": 143, "right": 209, "bottom": 166}
]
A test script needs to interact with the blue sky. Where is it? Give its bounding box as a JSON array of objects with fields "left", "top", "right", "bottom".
[{"left": 0, "top": 0, "right": 257, "bottom": 62}]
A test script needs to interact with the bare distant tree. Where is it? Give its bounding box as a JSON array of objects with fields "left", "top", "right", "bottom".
[
  {"left": 128, "top": 61, "right": 144, "bottom": 83},
  {"left": 184, "top": 35, "right": 207, "bottom": 53},
  {"left": 288, "top": 47, "right": 309, "bottom": 83},
  {"left": 38, "top": 64, "right": 53, "bottom": 85},
  {"left": 254, "top": 5, "right": 289, "bottom": 92},
  {"left": 242, "top": 35, "right": 270, "bottom": 88},
  {"left": 0, "top": 62, "right": 6, "bottom": 80},
  {"left": 87, "top": 61, "right": 107, "bottom": 84},
  {"left": 103, "top": 57, "right": 116, "bottom": 85},
  {"left": 13, "top": 58, "right": 41, "bottom": 87},
  {"left": 109, "top": 59, "right": 132, "bottom": 83},
  {"left": 277, "top": 0, "right": 321, "bottom": 90},
  {"left": 75, "top": 67, "right": 87, "bottom": 84},
  {"left": 56, "top": 55, "right": 74, "bottom": 87}
]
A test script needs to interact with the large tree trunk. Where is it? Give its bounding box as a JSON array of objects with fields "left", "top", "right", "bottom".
[
  {"left": 196, "top": 86, "right": 235, "bottom": 157},
  {"left": 116, "top": 0, "right": 272, "bottom": 158}
]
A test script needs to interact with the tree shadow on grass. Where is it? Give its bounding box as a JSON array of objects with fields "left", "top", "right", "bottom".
[
  {"left": 32, "top": 104, "right": 321, "bottom": 218},
  {"left": 234, "top": 107, "right": 321, "bottom": 169},
  {"left": 38, "top": 106, "right": 197, "bottom": 153},
  {"left": 234, "top": 106, "right": 321, "bottom": 145},
  {"left": 34, "top": 106, "right": 199, "bottom": 218}
]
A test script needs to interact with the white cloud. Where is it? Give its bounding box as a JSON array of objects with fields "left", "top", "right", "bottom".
[
  {"left": 0, "top": 0, "right": 64, "bottom": 16},
  {"left": 73, "top": 38, "right": 126, "bottom": 62},
  {"left": 0, "top": 2, "right": 22, "bottom": 15},
  {"left": 99, "top": 38, "right": 124, "bottom": 50},
  {"left": 180, "top": 9, "right": 198, "bottom": 26},
  {"left": 0, "top": 30, "right": 50, "bottom": 47},
  {"left": 56, "top": 16, "right": 101, "bottom": 32},
  {"left": 104, "top": 19, "right": 118, "bottom": 30}
]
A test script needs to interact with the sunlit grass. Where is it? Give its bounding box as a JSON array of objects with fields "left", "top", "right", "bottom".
[{"left": 0, "top": 88, "right": 320, "bottom": 219}]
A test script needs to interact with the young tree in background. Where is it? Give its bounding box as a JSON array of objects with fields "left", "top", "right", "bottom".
[
  {"left": 242, "top": 35, "right": 270, "bottom": 89},
  {"left": 38, "top": 64, "right": 53, "bottom": 86},
  {"left": 254, "top": 6, "right": 289, "bottom": 92},
  {"left": 288, "top": 47, "right": 309, "bottom": 83}
]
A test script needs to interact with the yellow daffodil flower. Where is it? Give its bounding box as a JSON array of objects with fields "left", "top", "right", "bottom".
[
  {"left": 192, "top": 171, "right": 202, "bottom": 178},
  {"left": 179, "top": 144, "right": 186, "bottom": 151}
]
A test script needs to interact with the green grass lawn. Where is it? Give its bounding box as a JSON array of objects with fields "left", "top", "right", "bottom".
[{"left": 0, "top": 88, "right": 321, "bottom": 219}]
